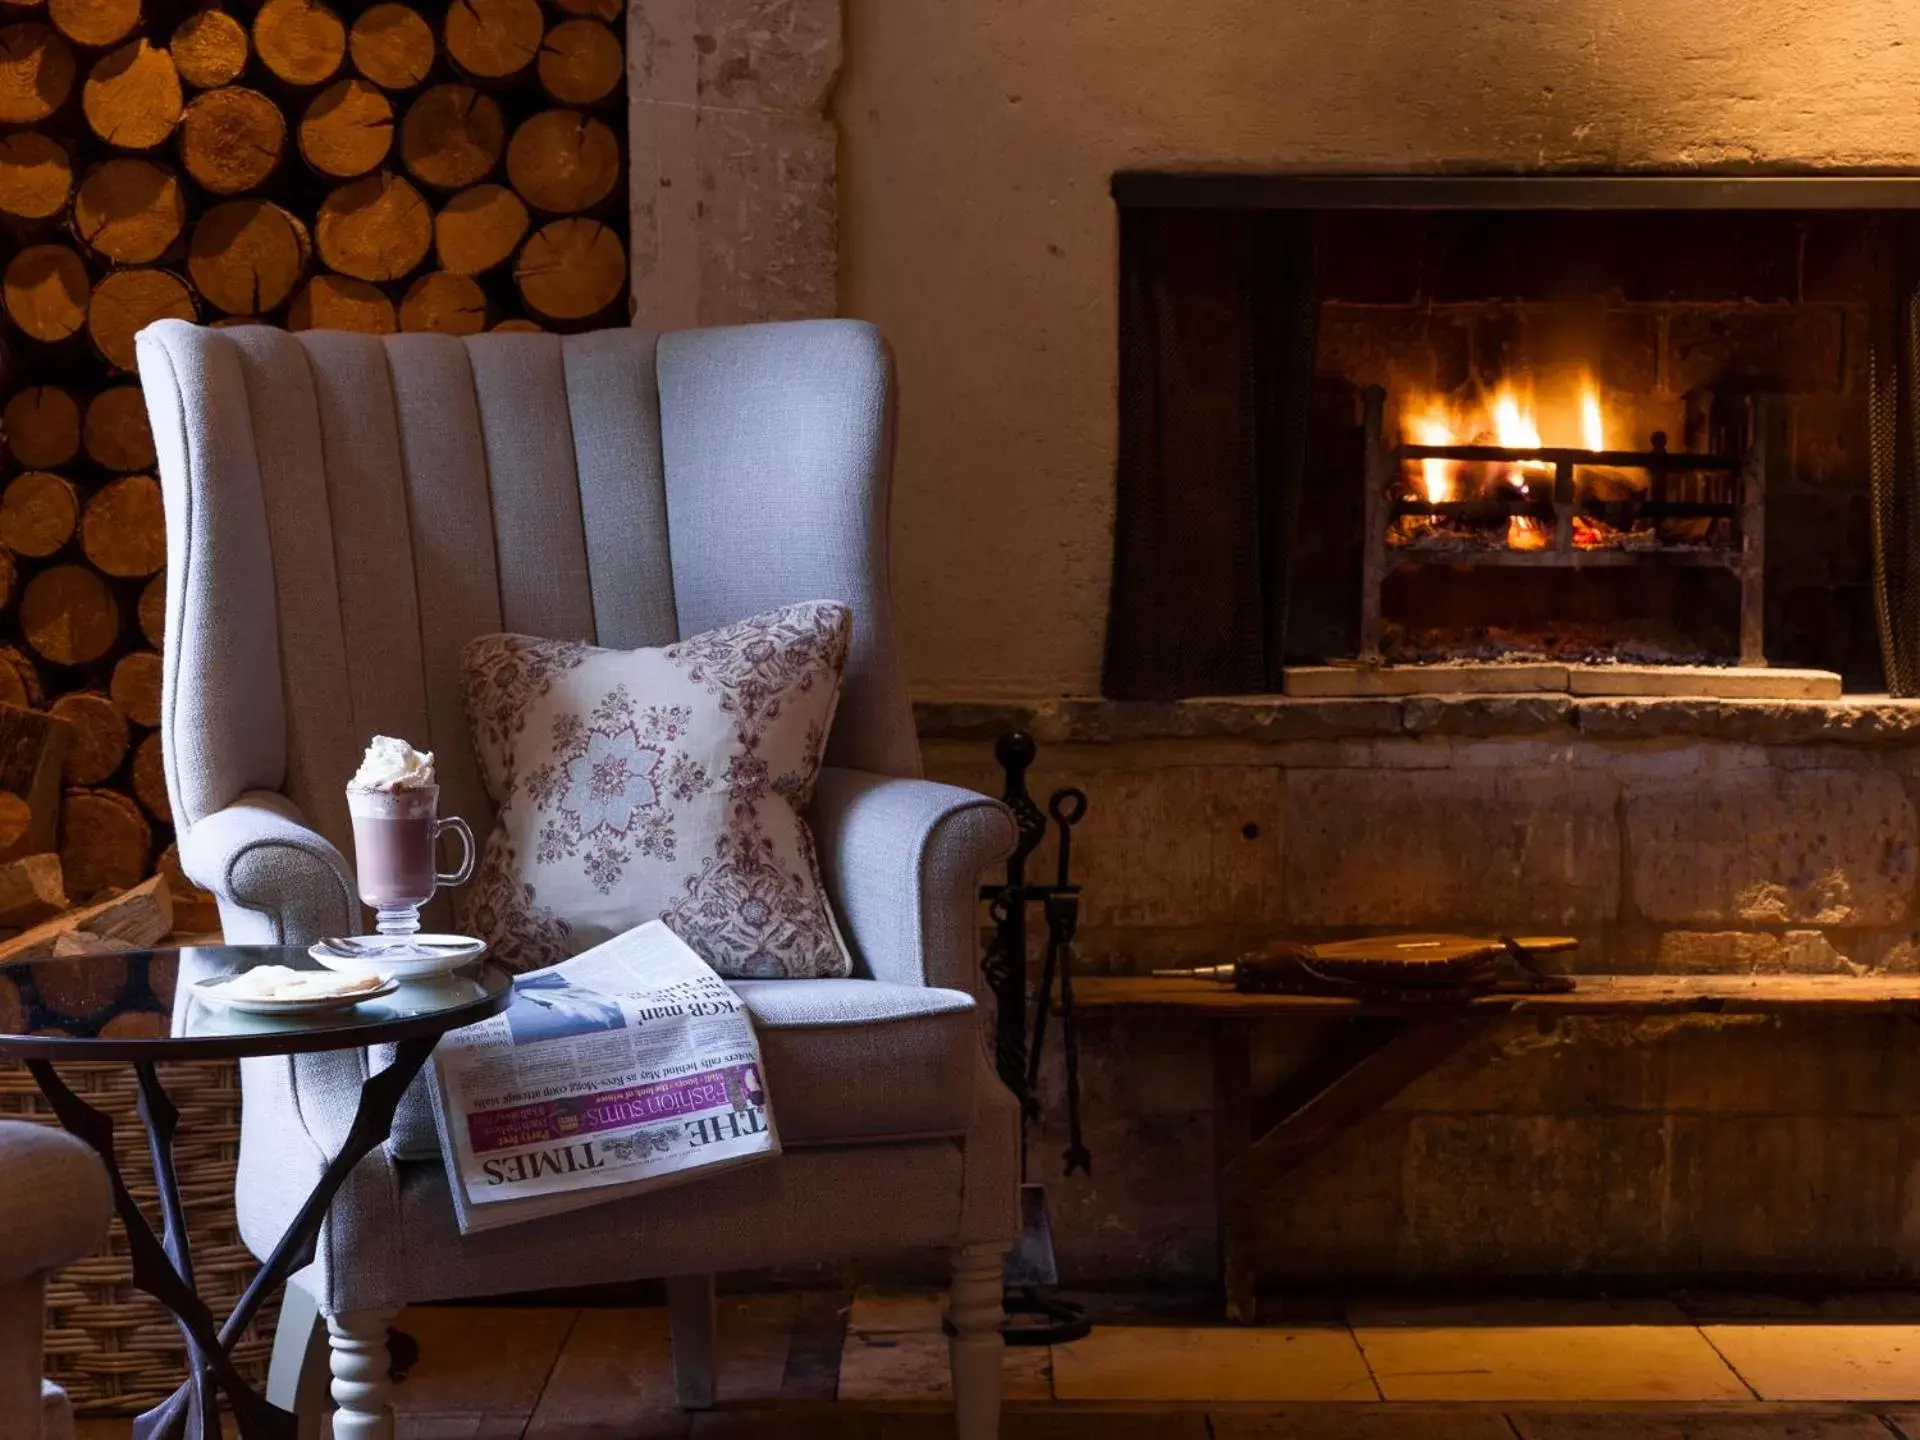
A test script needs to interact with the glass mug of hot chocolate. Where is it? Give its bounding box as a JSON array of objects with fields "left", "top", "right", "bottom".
[{"left": 346, "top": 736, "right": 475, "bottom": 936}]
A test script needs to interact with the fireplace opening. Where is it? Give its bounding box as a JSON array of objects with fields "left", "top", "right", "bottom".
[{"left": 1105, "top": 177, "right": 1920, "bottom": 699}]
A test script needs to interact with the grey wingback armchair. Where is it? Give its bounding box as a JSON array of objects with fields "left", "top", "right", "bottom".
[{"left": 137, "top": 319, "right": 1020, "bottom": 1440}]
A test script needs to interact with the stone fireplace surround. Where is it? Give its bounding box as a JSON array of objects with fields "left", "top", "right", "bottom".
[{"left": 630, "top": 1, "right": 1920, "bottom": 1287}]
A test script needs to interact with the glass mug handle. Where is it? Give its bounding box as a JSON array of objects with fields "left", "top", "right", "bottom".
[{"left": 434, "top": 814, "right": 476, "bottom": 887}]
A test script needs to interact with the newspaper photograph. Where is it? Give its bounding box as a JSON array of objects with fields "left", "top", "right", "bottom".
[{"left": 428, "top": 920, "right": 779, "bottom": 1234}]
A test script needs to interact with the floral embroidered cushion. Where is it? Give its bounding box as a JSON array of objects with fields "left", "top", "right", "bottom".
[{"left": 458, "top": 601, "right": 854, "bottom": 978}]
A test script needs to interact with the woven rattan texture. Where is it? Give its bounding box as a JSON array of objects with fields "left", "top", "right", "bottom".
[{"left": 1, "top": 1057, "right": 275, "bottom": 1414}]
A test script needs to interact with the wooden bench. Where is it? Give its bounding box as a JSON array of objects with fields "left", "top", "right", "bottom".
[{"left": 1071, "top": 974, "right": 1920, "bottom": 1322}]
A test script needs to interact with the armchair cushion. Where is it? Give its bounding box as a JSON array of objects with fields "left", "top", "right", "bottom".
[{"left": 388, "top": 976, "right": 977, "bottom": 1159}]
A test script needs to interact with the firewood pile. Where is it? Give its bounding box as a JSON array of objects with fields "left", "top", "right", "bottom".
[
  {"left": 0, "top": 0, "right": 629, "bottom": 890},
  {"left": 0, "top": 700, "right": 216, "bottom": 963}
]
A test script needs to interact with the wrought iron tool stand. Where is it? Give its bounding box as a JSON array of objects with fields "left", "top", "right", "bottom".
[{"left": 978, "top": 730, "right": 1092, "bottom": 1346}]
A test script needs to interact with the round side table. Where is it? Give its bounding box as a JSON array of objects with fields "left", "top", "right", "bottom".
[{"left": 0, "top": 944, "right": 510, "bottom": 1440}]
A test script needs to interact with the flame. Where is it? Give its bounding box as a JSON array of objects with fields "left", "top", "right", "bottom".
[
  {"left": 1580, "top": 384, "right": 1605, "bottom": 453},
  {"left": 1400, "top": 375, "right": 1613, "bottom": 548},
  {"left": 1411, "top": 412, "right": 1456, "bottom": 505},
  {"left": 1507, "top": 516, "right": 1550, "bottom": 551},
  {"left": 1491, "top": 388, "right": 1543, "bottom": 451}
]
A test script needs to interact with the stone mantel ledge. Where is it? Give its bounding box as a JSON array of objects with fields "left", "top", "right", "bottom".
[{"left": 914, "top": 694, "right": 1920, "bottom": 747}]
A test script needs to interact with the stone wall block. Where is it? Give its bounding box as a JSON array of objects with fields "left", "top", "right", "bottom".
[
  {"left": 1639, "top": 929, "right": 1853, "bottom": 974},
  {"left": 1284, "top": 768, "right": 1621, "bottom": 926},
  {"left": 1401, "top": 693, "right": 1573, "bottom": 737},
  {"left": 631, "top": 0, "right": 698, "bottom": 103},
  {"left": 695, "top": 0, "right": 843, "bottom": 114},
  {"left": 693, "top": 108, "right": 837, "bottom": 323},
  {"left": 1680, "top": 1116, "right": 1903, "bottom": 1279},
  {"left": 1378, "top": 1016, "right": 1670, "bottom": 1117},
  {"left": 630, "top": 0, "right": 840, "bottom": 328},
  {"left": 1064, "top": 766, "right": 1284, "bottom": 929},
  {"left": 1661, "top": 1015, "right": 1914, "bottom": 1119},
  {"left": 1255, "top": 1114, "right": 1679, "bottom": 1282},
  {"left": 1625, "top": 769, "right": 1918, "bottom": 926}
]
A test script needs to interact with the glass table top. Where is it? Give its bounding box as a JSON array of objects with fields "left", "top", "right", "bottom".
[{"left": 0, "top": 944, "right": 512, "bottom": 1061}]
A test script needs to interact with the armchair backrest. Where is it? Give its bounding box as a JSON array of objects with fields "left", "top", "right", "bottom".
[{"left": 137, "top": 320, "right": 919, "bottom": 861}]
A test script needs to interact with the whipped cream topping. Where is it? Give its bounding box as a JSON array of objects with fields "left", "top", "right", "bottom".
[{"left": 349, "top": 735, "right": 436, "bottom": 792}]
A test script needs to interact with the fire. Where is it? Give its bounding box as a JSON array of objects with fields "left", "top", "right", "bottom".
[
  {"left": 1491, "top": 389, "right": 1542, "bottom": 451},
  {"left": 1411, "top": 412, "right": 1455, "bottom": 505},
  {"left": 1580, "top": 383, "right": 1606, "bottom": 453},
  {"left": 1507, "top": 516, "right": 1550, "bottom": 551},
  {"left": 1400, "top": 375, "right": 1608, "bottom": 504}
]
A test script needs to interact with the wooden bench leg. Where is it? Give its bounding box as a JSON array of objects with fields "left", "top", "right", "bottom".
[
  {"left": 1211, "top": 1019, "right": 1254, "bottom": 1322},
  {"left": 1216, "top": 1013, "right": 1494, "bottom": 1322}
]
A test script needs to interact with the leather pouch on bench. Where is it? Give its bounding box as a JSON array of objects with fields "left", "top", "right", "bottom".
[{"left": 1231, "top": 935, "right": 1575, "bottom": 1004}]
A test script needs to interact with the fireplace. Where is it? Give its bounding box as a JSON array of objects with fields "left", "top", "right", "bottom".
[{"left": 1104, "top": 176, "right": 1920, "bottom": 698}]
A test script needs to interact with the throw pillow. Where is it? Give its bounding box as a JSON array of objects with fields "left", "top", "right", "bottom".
[{"left": 459, "top": 601, "right": 854, "bottom": 978}]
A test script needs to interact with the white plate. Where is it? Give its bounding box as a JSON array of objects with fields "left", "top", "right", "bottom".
[
  {"left": 194, "top": 975, "right": 400, "bottom": 1017},
  {"left": 310, "top": 934, "right": 488, "bottom": 981}
]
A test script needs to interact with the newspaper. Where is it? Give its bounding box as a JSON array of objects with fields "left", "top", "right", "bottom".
[{"left": 428, "top": 920, "right": 778, "bottom": 1234}]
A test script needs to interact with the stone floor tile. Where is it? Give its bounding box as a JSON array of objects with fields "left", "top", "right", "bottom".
[
  {"left": 717, "top": 1293, "right": 802, "bottom": 1406},
  {"left": 1210, "top": 1411, "right": 1515, "bottom": 1438},
  {"left": 1677, "top": 1291, "right": 1920, "bottom": 1320},
  {"left": 322, "top": 1417, "right": 527, "bottom": 1438},
  {"left": 690, "top": 1416, "right": 950, "bottom": 1440},
  {"left": 1349, "top": 1299, "right": 1751, "bottom": 1401},
  {"left": 837, "top": 1326, "right": 1051, "bottom": 1401},
  {"left": 1512, "top": 1415, "right": 1895, "bottom": 1439},
  {"left": 1702, "top": 1322, "right": 1920, "bottom": 1400},
  {"left": 847, "top": 1289, "right": 945, "bottom": 1334},
  {"left": 782, "top": 1290, "right": 853, "bottom": 1401},
  {"left": 394, "top": 1306, "right": 578, "bottom": 1415},
  {"left": 697, "top": 1418, "right": 1200, "bottom": 1440},
  {"left": 1006, "top": 1417, "right": 1211, "bottom": 1440},
  {"left": 1050, "top": 1324, "right": 1377, "bottom": 1403},
  {"left": 524, "top": 1306, "right": 686, "bottom": 1437}
]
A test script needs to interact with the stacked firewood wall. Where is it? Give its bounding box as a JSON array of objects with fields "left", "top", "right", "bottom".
[{"left": 0, "top": 0, "right": 628, "bottom": 891}]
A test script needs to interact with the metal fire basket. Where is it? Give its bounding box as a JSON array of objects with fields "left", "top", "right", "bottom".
[{"left": 1358, "top": 384, "right": 1770, "bottom": 665}]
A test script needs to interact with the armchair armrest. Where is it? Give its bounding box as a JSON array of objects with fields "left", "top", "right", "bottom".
[
  {"left": 175, "top": 794, "right": 406, "bottom": 1304},
  {"left": 810, "top": 768, "right": 1017, "bottom": 996},
  {"left": 0, "top": 1123, "right": 109, "bottom": 1288},
  {"left": 176, "top": 791, "right": 356, "bottom": 946}
]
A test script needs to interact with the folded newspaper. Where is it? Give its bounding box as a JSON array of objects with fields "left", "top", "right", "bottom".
[{"left": 429, "top": 920, "right": 779, "bottom": 1234}]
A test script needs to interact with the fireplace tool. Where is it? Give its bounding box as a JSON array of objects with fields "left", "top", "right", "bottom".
[{"left": 977, "top": 730, "right": 1092, "bottom": 1345}]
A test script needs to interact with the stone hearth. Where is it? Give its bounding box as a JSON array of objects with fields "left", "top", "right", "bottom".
[{"left": 921, "top": 696, "right": 1920, "bottom": 1286}]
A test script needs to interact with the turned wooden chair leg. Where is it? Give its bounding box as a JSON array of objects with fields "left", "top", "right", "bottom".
[
  {"left": 327, "top": 1307, "right": 399, "bottom": 1440},
  {"left": 666, "top": 1273, "right": 717, "bottom": 1410},
  {"left": 265, "top": 1276, "right": 330, "bottom": 1440},
  {"left": 947, "top": 1244, "right": 1008, "bottom": 1440}
]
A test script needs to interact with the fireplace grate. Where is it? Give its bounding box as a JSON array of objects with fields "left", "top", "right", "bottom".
[{"left": 1358, "top": 386, "right": 1769, "bottom": 666}]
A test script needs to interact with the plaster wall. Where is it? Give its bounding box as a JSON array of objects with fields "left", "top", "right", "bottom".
[{"left": 836, "top": 0, "right": 1920, "bottom": 698}]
